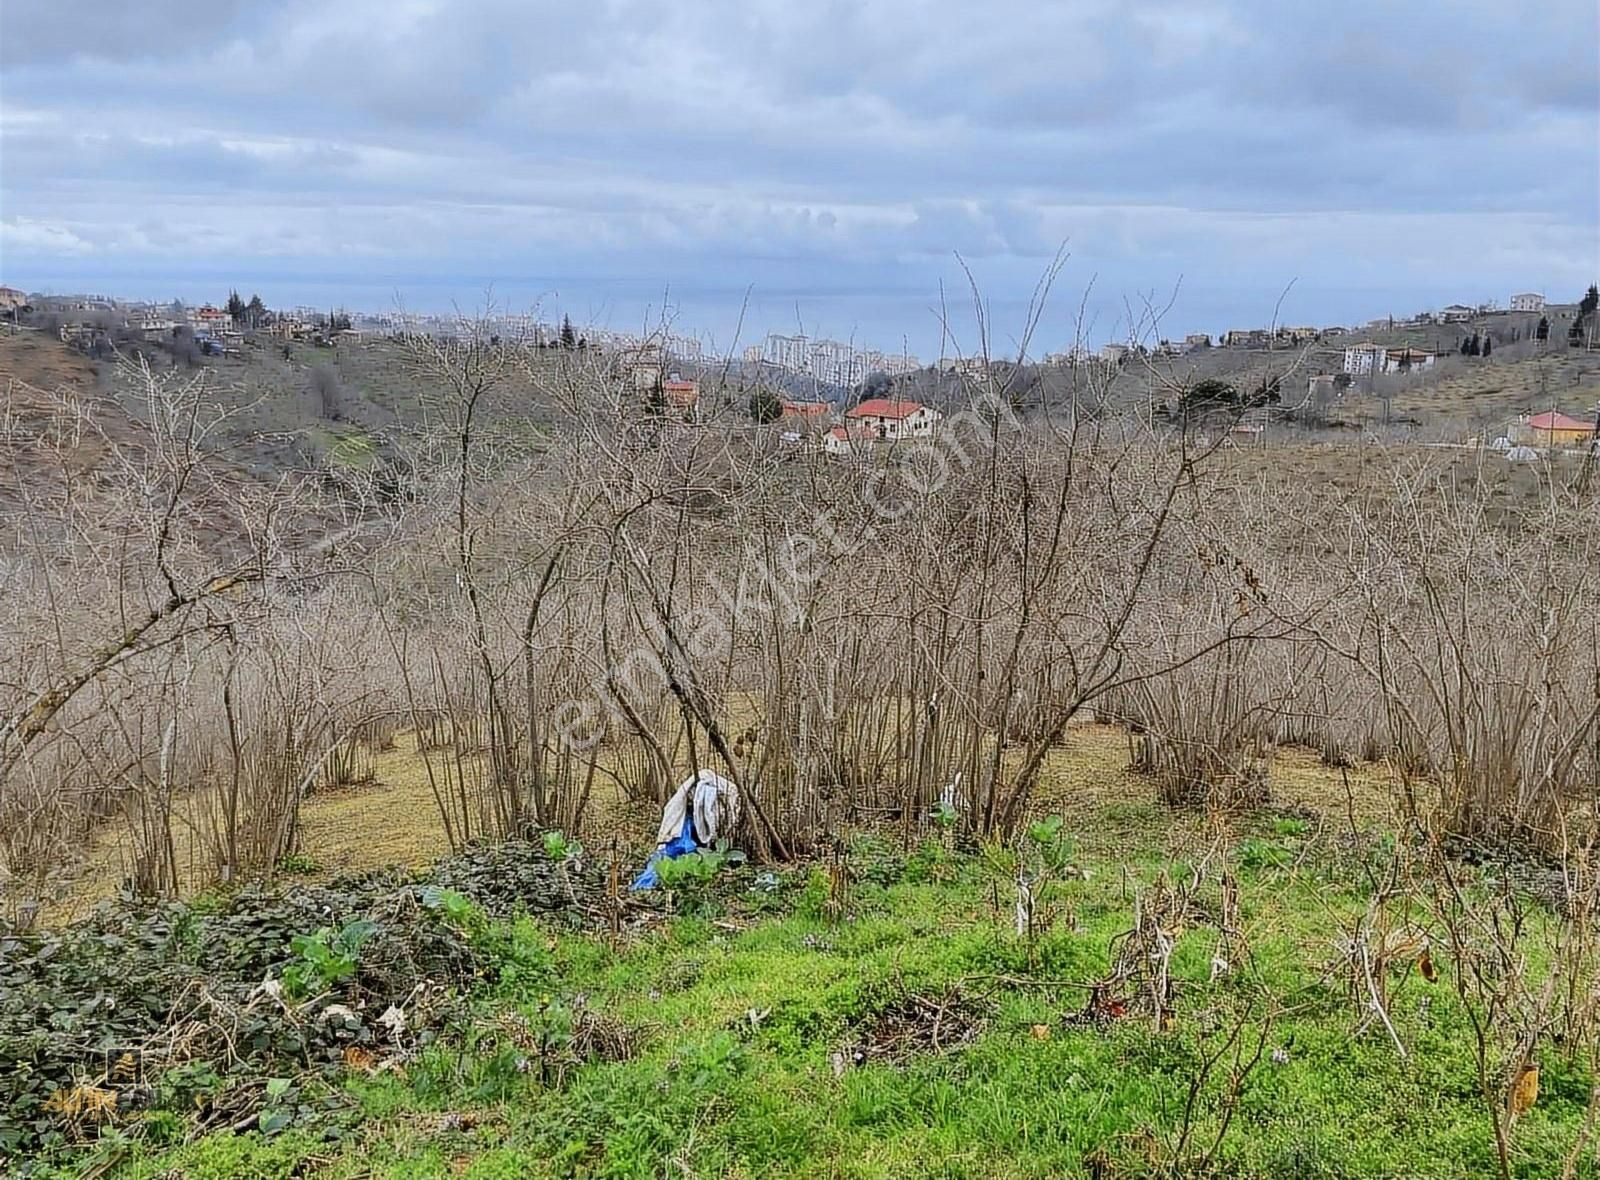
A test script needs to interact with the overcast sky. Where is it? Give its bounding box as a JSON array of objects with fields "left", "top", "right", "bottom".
[{"left": 2, "top": 0, "right": 1596, "bottom": 355}]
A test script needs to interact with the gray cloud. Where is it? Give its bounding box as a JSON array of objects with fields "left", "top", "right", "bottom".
[
  {"left": 2, "top": 0, "right": 1595, "bottom": 352},
  {"left": 0, "top": 0, "right": 255, "bottom": 66}
]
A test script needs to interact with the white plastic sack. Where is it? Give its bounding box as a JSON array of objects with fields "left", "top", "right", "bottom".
[{"left": 654, "top": 769, "right": 741, "bottom": 848}]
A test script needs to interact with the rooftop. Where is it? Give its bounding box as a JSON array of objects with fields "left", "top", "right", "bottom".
[
  {"left": 847, "top": 398, "right": 925, "bottom": 420},
  {"left": 1525, "top": 411, "right": 1594, "bottom": 432}
]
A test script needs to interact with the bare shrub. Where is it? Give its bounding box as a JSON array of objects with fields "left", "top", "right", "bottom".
[
  {"left": 9, "top": 289, "right": 1597, "bottom": 929},
  {"left": 1332, "top": 454, "right": 1600, "bottom": 852},
  {"left": 308, "top": 363, "right": 344, "bottom": 420}
]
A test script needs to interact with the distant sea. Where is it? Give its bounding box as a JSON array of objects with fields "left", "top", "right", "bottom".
[{"left": 8, "top": 261, "right": 1444, "bottom": 362}]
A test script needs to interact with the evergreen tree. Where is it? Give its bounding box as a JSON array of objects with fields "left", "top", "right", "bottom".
[
  {"left": 1460, "top": 336, "right": 1471, "bottom": 355},
  {"left": 1537, "top": 316, "right": 1550, "bottom": 342},
  {"left": 1250, "top": 375, "right": 1281, "bottom": 406},
  {"left": 1481, "top": 335, "right": 1492, "bottom": 358},
  {"left": 1572, "top": 286, "right": 1600, "bottom": 349},
  {"left": 748, "top": 387, "right": 783, "bottom": 424},
  {"left": 246, "top": 294, "right": 266, "bottom": 328},
  {"left": 560, "top": 315, "right": 576, "bottom": 348},
  {"left": 225, "top": 290, "right": 246, "bottom": 323}
]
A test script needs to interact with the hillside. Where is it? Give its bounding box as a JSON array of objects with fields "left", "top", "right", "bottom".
[
  {"left": 7, "top": 318, "right": 1600, "bottom": 1179},
  {"left": 0, "top": 332, "right": 144, "bottom": 519},
  {"left": 11, "top": 324, "right": 1599, "bottom": 482}
]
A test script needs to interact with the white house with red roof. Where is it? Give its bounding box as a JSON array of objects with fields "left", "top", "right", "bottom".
[
  {"left": 822, "top": 423, "right": 877, "bottom": 457},
  {"left": 662, "top": 379, "right": 701, "bottom": 421},
  {"left": 845, "top": 398, "right": 941, "bottom": 441},
  {"left": 779, "top": 400, "right": 832, "bottom": 432},
  {"left": 1511, "top": 410, "right": 1595, "bottom": 447},
  {"left": 663, "top": 379, "right": 699, "bottom": 407}
]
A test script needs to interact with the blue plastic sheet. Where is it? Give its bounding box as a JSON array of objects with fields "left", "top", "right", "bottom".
[{"left": 630, "top": 812, "right": 700, "bottom": 890}]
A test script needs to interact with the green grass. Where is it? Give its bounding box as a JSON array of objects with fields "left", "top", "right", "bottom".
[
  {"left": 27, "top": 824, "right": 1600, "bottom": 1180},
  {"left": 317, "top": 424, "right": 377, "bottom": 468}
]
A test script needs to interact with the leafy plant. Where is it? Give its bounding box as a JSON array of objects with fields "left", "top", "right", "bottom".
[
  {"left": 1238, "top": 837, "right": 1292, "bottom": 871},
  {"left": 420, "top": 886, "right": 480, "bottom": 928},
  {"left": 543, "top": 831, "right": 584, "bottom": 862},
  {"left": 276, "top": 844, "right": 323, "bottom": 876},
  {"left": 260, "top": 1077, "right": 297, "bottom": 1134},
  {"left": 1025, "top": 814, "right": 1077, "bottom": 875},
  {"left": 276, "top": 852, "right": 322, "bottom": 875},
  {"left": 655, "top": 840, "right": 745, "bottom": 885},
  {"left": 655, "top": 841, "right": 746, "bottom": 916},
  {"left": 281, "top": 918, "right": 378, "bottom": 1000}
]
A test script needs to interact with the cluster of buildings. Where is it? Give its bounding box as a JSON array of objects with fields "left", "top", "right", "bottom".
[
  {"left": 337, "top": 310, "right": 705, "bottom": 356},
  {"left": 1352, "top": 292, "right": 1553, "bottom": 332},
  {"left": 775, "top": 397, "right": 943, "bottom": 457},
  {"left": 617, "top": 341, "right": 703, "bottom": 408},
  {"left": 12, "top": 288, "right": 731, "bottom": 367},
  {"left": 1043, "top": 333, "right": 1221, "bottom": 367},
  {"left": 31, "top": 295, "right": 253, "bottom": 354},
  {"left": 745, "top": 334, "right": 921, "bottom": 386},
  {"left": 1083, "top": 293, "right": 1558, "bottom": 364},
  {"left": 1218, "top": 327, "right": 1322, "bottom": 349},
  {"left": 1341, "top": 343, "right": 1438, "bottom": 376}
]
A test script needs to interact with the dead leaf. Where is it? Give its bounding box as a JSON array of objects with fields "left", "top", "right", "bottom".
[
  {"left": 343, "top": 1046, "right": 378, "bottom": 1072},
  {"left": 1418, "top": 949, "right": 1439, "bottom": 983},
  {"left": 1509, "top": 1064, "right": 1540, "bottom": 1117},
  {"left": 1030, "top": 1024, "right": 1052, "bottom": 1041}
]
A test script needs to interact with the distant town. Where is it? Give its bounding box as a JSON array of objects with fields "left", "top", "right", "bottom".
[
  {"left": 2, "top": 282, "right": 1596, "bottom": 461},
  {"left": 1, "top": 284, "right": 1587, "bottom": 385}
]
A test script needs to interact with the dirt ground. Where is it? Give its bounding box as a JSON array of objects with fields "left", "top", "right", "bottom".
[{"left": 33, "top": 722, "right": 1397, "bottom": 926}]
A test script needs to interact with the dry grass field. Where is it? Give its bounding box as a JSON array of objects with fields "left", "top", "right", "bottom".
[{"left": 38, "top": 721, "right": 1398, "bottom": 926}]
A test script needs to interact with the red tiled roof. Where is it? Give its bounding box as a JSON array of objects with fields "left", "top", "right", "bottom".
[
  {"left": 847, "top": 398, "right": 924, "bottom": 420},
  {"left": 1527, "top": 411, "right": 1593, "bottom": 432},
  {"left": 781, "top": 401, "right": 830, "bottom": 417}
]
